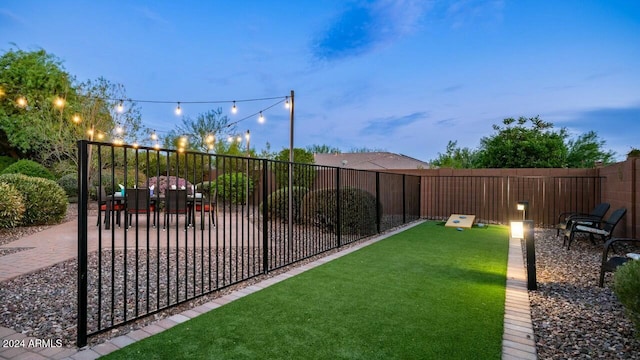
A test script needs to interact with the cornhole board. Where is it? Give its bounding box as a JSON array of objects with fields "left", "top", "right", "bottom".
[{"left": 445, "top": 214, "right": 476, "bottom": 228}]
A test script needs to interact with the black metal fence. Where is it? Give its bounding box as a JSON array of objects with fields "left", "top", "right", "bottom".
[{"left": 77, "top": 140, "right": 421, "bottom": 346}]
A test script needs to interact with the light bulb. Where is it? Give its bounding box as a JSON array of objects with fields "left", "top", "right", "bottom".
[
  {"left": 284, "top": 97, "right": 290, "bottom": 109},
  {"left": 16, "top": 97, "right": 27, "bottom": 108},
  {"left": 227, "top": 136, "right": 233, "bottom": 143},
  {"left": 258, "top": 111, "right": 265, "bottom": 124},
  {"left": 87, "top": 129, "right": 94, "bottom": 136},
  {"left": 236, "top": 136, "right": 242, "bottom": 142},
  {"left": 206, "top": 134, "right": 215, "bottom": 144},
  {"left": 231, "top": 101, "right": 238, "bottom": 114},
  {"left": 116, "top": 125, "right": 124, "bottom": 134},
  {"left": 117, "top": 100, "right": 124, "bottom": 113},
  {"left": 54, "top": 97, "right": 65, "bottom": 109},
  {"left": 72, "top": 114, "right": 81, "bottom": 123},
  {"left": 175, "top": 102, "right": 182, "bottom": 115},
  {"left": 151, "top": 132, "right": 158, "bottom": 141},
  {"left": 245, "top": 130, "right": 250, "bottom": 141},
  {"left": 132, "top": 142, "right": 139, "bottom": 148},
  {"left": 97, "top": 133, "right": 105, "bottom": 140},
  {"left": 154, "top": 143, "right": 160, "bottom": 150}
]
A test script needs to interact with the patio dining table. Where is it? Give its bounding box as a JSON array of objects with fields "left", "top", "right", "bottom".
[{"left": 103, "top": 192, "right": 207, "bottom": 230}]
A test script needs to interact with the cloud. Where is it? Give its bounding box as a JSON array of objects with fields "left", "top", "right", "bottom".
[
  {"left": 445, "top": 0, "right": 505, "bottom": 29},
  {"left": 441, "top": 84, "right": 463, "bottom": 93},
  {"left": 554, "top": 104, "right": 640, "bottom": 158},
  {"left": 361, "top": 111, "right": 428, "bottom": 135},
  {"left": 311, "top": 0, "right": 429, "bottom": 61},
  {"left": 135, "top": 6, "right": 170, "bottom": 25},
  {"left": 0, "top": 8, "right": 27, "bottom": 25}
]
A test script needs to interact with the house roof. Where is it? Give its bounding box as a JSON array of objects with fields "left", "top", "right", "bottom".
[{"left": 313, "top": 152, "right": 431, "bottom": 170}]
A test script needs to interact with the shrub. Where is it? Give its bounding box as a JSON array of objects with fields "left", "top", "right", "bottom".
[
  {"left": 0, "top": 182, "right": 25, "bottom": 228},
  {"left": 213, "top": 172, "right": 254, "bottom": 204},
  {"left": 273, "top": 148, "right": 317, "bottom": 188},
  {"left": 0, "top": 156, "right": 16, "bottom": 173},
  {"left": 613, "top": 260, "right": 640, "bottom": 333},
  {"left": 92, "top": 170, "right": 148, "bottom": 197},
  {"left": 195, "top": 181, "right": 214, "bottom": 197},
  {"left": 1, "top": 159, "right": 55, "bottom": 180},
  {"left": 302, "top": 187, "right": 379, "bottom": 235},
  {"left": 57, "top": 173, "right": 78, "bottom": 197},
  {"left": 262, "top": 186, "right": 309, "bottom": 223},
  {"left": 0, "top": 174, "right": 68, "bottom": 225}
]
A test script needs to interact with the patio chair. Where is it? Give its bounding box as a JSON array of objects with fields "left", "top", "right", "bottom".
[
  {"left": 125, "top": 188, "right": 156, "bottom": 229},
  {"left": 163, "top": 189, "right": 189, "bottom": 230},
  {"left": 556, "top": 202, "right": 610, "bottom": 236},
  {"left": 562, "top": 207, "right": 627, "bottom": 250},
  {"left": 193, "top": 189, "right": 217, "bottom": 230},
  {"left": 599, "top": 237, "right": 640, "bottom": 286},
  {"left": 97, "top": 186, "right": 123, "bottom": 227}
]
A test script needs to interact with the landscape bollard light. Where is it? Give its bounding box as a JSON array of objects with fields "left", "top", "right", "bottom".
[{"left": 510, "top": 219, "right": 537, "bottom": 290}]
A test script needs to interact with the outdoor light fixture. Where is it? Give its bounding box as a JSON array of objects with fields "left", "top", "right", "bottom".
[
  {"left": 175, "top": 102, "right": 182, "bottom": 115},
  {"left": 72, "top": 114, "right": 81, "bottom": 124},
  {"left": 116, "top": 100, "right": 124, "bottom": 113},
  {"left": 517, "top": 201, "right": 528, "bottom": 220},
  {"left": 284, "top": 96, "right": 290, "bottom": 108},
  {"left": 258, "top": 111, "right": 265, "bottom": 123},
  {"left": 510, "top": 206, "right": 537, "bottom": 290},
  {"left": 231, "top": 101, "right": 238, "bottom": 114}
]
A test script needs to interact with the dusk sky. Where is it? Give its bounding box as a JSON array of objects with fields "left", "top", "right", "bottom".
[{"left": 1, "top": 1, "right": 639, "bottom": 162}]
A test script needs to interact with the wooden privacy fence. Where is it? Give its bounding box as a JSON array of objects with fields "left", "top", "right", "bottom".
[{"left": 421, "top": 175, "right": 603, "bottom": 226}]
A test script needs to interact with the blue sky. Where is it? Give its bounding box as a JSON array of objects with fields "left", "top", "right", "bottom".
[{"left": 1, "top": 0, "right": 639, "bottom": 162}]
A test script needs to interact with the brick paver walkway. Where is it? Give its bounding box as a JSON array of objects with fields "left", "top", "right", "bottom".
[{"left": 0, "top": 220, "right": 536, "bottom": 359}]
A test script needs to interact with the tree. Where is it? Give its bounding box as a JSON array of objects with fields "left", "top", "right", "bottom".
[
  {"left": 306, "top": 144, "right": 341, "bottom": 154},
  {"left": 274, "top": 148, "right": 316, "bottom": 188},
  {"left": 163, "top": 108, "right": 237, "bottom": 152},
  {"left": 349, "top": 146, "right": 387, "bottom": 153},
  {"left": 0, "top": 48, "right": 76, "bottom": 160},
  {"left": 566, "top": 131, "right": 616, "bottom": 168},
  {"left": 475, "top": 116, "right": 568, "bottom": 168},
  {"left": 430, "top": 140, "right": 478, "bottom": 169}
]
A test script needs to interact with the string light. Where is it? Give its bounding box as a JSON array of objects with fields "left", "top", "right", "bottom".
[
  {"left": 54, "top": 96, "right": 65, "bottom": 109},
  {"left": 115, "top": 124, "right": 124, "bottom": 134},
  {"left": 72, "top": 114, "right": 81, "bottom": 123},
  {"left": 16, "top": 96, "right": 27, "bottom": 108},
  {"left": 150, "top": 131, "right": 158, "bottom": 141},
  {"left": 285, "top": 96, "right": 290, "bottom": 109},
  {"left": 175, "top": 102, "right": 182, "bottom": 115},
  {"left": 258, "top": 111, "right": 265, "bottom": 124},
  {"left": 231, "top": 101, "right": 238, "bottom": 114},
  {"left": 0, "top": 87, "right": 5, "bottom": 98},
  {"left": 117, "top": 100, "right": 124, "bottom": 113}
]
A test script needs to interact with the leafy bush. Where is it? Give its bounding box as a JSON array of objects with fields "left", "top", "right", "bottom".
[
  {"left": 213, "top": 172, "right": 254, "bottom": 204},
  {"left": 273, "top": 148, "right": 317, "bottom": 189},
  {"left": 195, "top": 181, "right": 214, "bottom": 197},
  {"left": 262, "top": 186, "right": 309, "bottom": 223},
  {"left": 0, "top": 182, "right": 25, "bottom": 228},
  {"left": 0, "top": 156, "right": 16, "bottom": 173},
  {"left": 613, "top": 260, "right": 640, "bottom": 333},
  {"left": 302, "top": 187, "right": 379, "bottom": 235},
  {"left": 1, "top": 159, "right": 55, "bottom": 180},
  {"left": 57, "top": 173, "right": 78, "bottom": 197},
  {"left": 92, "top": 170, "right": 148, "bottom": 197},
  {"left": 0, "top": 174, "right": 68, "bottom": 225}
]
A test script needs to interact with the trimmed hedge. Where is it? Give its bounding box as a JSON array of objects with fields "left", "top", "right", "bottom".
[
  {"left": 0, "top": 182, "right": 25, "bottom": 228},
  {"left": 57, "top": 173, "right": 78, "bottom": 197},
  {"left": 0, "top": 156, "right": 16, "bottom": 173},
  {"left": 613, "top": 260, "right": 640, "bottom": 333},
  {"left": 262, "top": 186, "right": 309, "bottom": 223},
  {"left": 302, "top": 187, "right": 379, "bottom": 235},
  {"left": 1, "top": 159, "right": 55, "bottom": 180},
  {"left": 0, "top": 174, "right": 68, "bottom": 226}
]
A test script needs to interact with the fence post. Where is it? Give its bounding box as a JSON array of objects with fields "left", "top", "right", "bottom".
[
  {"left": 402, "top": 174, "right": 406, "bottom": 224},
  {"left": 262, "top": 159, "right": 269, "bottom": 273},
  {"left": 76, "top": 140, "right": 89, "bottom": 348},
  {"left": 375, "top": 172, "right": 381, "bottom": 233},
  {"left": 336, "top": 168, "right": 341, "bottom": 247}
]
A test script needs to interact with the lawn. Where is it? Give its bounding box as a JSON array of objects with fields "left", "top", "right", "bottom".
[{"left": 103, "top": 221, "right": 509, "bottom": 359}]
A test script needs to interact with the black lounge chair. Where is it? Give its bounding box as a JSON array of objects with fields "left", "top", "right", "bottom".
[
  {"left": 556, "top": 202, "right": 610, "bottom": 236},
  {"left": 562, "top": 207, "right": 627, "bottom": 250},
  {"left": 599, "top": 238, "right": 640, "bottom": 287}
]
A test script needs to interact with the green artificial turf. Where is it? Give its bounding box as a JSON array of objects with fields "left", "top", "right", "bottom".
[{"left": 103, "top": 221, "right": 509, "bottom": 359}]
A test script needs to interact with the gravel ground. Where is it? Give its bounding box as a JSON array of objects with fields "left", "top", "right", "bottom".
[
  {"left": 2, "top": 207, "right": 639, "bottom": 356},
  {"left": 530, "top": 228, "right": 640, "bottom": 359}
]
